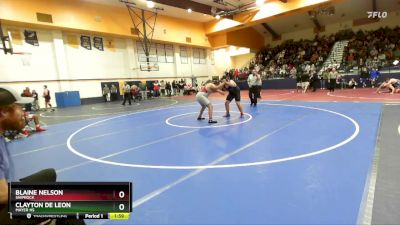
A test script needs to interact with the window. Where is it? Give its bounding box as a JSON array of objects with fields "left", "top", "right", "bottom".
[
  {"left": 156, "top": 44, "right": 166, "bottom": 63},
  {"left": 193, "top": 48, "right": 206, "bottom": 64},
  {"left": 180, "top": 46, "right": 188, "bottom": 64},
  {"left": 137, "top": 42, "right": 173, "bottom": 63},
  {"left": 199, "top": 49, "right": 206, "bottom": 64},
  {"left": 165, "top": 44, "right": 174, "bottom": 63}
]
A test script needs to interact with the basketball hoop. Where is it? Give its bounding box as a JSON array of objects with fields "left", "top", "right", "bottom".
[
  {"left": 13, "top": 52, "right": 32, "bottom": 66},
  {"left": 140, "top": 63, "right": 159, "bottom": 71}
]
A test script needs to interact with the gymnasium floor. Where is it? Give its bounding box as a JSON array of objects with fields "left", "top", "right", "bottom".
[{"left": 9, "top": 89, "right": 400, "bottom": 225}]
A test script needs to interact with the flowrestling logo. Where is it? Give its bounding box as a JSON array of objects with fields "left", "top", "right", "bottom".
[{"left": 367, "top": 11, "right": 388, "bottom": 18}]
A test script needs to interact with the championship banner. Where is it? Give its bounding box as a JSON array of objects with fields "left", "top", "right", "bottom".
[
  {"left": 80, "top": 35, "right": 91, "bottom": 50},
  {"left": 66, "top": 34, "right": 79, "bottom": 48},
  {"left": 24, "top": 30, "right": 39, "bottom": 46},
  {"left": 93, "top": 37, "right": 104, "bottom": 51},
  {"left": 7, "top": 28, "right": 22, "bottom": 45},
  {"left": 105, "top": 39, "right": 115, "bottom": 52}
]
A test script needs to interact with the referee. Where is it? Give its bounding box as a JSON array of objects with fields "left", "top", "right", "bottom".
[{"left": 247, "top": 70, "right": 259, "bottom": 106}]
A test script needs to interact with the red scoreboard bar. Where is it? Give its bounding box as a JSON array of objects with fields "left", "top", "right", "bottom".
[{"left": 8, "top": 182, "right": 132, "bottom": 220}]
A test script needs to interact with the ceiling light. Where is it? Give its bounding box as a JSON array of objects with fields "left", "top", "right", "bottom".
[
  {"left": 256, "top": 0, "right": 265, "bottom": 6},
  {"left": 187, "top": 8, "right": 192, "bottom": 13},
  {"left": 215, "top": 15, "right": 221, "bottom": 19},
  {"left": 146, "top": 1, "right": 155, "bottom": 8}
]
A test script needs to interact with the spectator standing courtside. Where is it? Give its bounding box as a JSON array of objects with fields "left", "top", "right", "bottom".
[
  {"left": 139, "top": 82, "right": 147, "bottom": 100},
  {"left": 153, "top": 81, "right": 160, "bottom": 97},
  {"left": 322, "top": 68, "right": 329, "bottom": 89},
  {"left": 122, "top": 82, "right": 131, "bottom": 105},
  {"left": 102, "top": 85, "right": 110, "bottom": 102},
  {"left": 21, "top": 87, "right": 32, "bottom": 111},
  {"left": 370, "top": 68, "right": 380, "bottom": 88},
  {"left": 160, "top": 80, "right": 166, "bottom": 97},
  {"left": 170, "top": 80, "right": 175, "bottom": 95},
  {"left": 130, "top": 84, "right": 139, "bottom": 101},
  {"left": 111, "top": 84, "right": 118, "bottom": 101},
  {"left": 166, "top": 82, "right": 171, "bottom": 97},
  {"left": 328, "top": 68, "right": 338, "bottom": 92}
]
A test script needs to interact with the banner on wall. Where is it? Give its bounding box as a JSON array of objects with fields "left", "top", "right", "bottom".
[
  {"left": 7, "top": 28, "right": 23, "bottom": 45},
  {"left": 93, "top": 37, "right": 104, "bottom": 51},
  {"left": 105, "top": 39, "right": 115, "bottom": 52},
  {"left": 80, "top": 35, "right": 91, "bottom": 50},
  {"left": 66, "top": 34, "right": 79, "bottom": 48},
  {"left": 24, "top": 30, "right": 39, "bottom": 46}
]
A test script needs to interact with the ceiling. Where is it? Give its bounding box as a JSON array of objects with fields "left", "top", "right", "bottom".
[
  {"left": 82, "top": 0, "right": 400, "bottom": 36},
  {"left": 82, "top": 0, "right": 263, "bottom": 22}
]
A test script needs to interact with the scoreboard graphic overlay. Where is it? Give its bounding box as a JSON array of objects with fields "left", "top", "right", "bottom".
[{"left": 8, "top": 182, "right": 132, "bottom": 220}]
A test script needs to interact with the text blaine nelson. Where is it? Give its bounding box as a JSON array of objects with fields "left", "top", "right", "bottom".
[{"left": 15, "top": 190, "right": 64, "bottom": 199}]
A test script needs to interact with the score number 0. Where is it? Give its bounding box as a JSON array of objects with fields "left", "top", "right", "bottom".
[{"left": 118, "top": 191, "right": 126, "bottom": 211}]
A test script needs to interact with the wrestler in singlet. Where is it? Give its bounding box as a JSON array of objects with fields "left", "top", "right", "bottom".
[
  {"left": 196, "top": 84, "right": 211, "bottom": 107},
  {"left": 195, "top": 81, "right": 224, "bottom": 123},
  {"left": 225, "top": 82, "right": 241, "bottom": 102},
  {"left": 223, "top": 78, "right": 244, "bottom": 117}
]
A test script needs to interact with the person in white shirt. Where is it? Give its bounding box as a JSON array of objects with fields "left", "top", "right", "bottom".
[
  {"left": 122, "top": 83, "right": 131, "bottom": 105},
  {"left": 247, "top": 70, "right": 261, "bottom": 106},
  {"left": 247, "top": 72, "right": 257, "bottom": 106},
  {"left": 328, "top": 68, "right": 338, "bottom": 92}
]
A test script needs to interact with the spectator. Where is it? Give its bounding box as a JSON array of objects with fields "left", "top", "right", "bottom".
[
  {"left": 110, "top": 84, "right": 118, "bottom": 101},
  {"left": 289, "top": 67, "right": 297, "bottom": 79},
  {"left": 360, "top": 67, "right": 369, "bottom": 88},
  {"left": 130, "top": 84, "right": 140, "bottom": 101},
  {"left": 309, "top": 70, "right": 318, "bottom": 92},
  {"left": 21, "top": 87, "right": 32, "bottom": 97},
  {"left": 153, "top": 81, "right": 160, "bottom": 97},
  {"left": 139, "top": 82, "right": 147, "bottom": 100},
  {"left": 328, "top": 68, "right": 338, "bottom": 92},
  {"left": 348, "top": 78, "right": 357, "bottom": 89},
  {"left": 165, "top": 82, "right": 171, "bottom": 97},
  {"left": 171, "top": 80, "right": 177, "bottom": 96},
  {"left": 160, "top": 80, "right": 166, "bottom": 97},
  {"left": 320, "top": 68, "right": 328, "bottom": 90},
  {"left": 21, "top": 87, "right": 32, "bottom": 111},
  {"left": 370, "top": 68, "right": 380, "bottom": 88},
  {"left": 102, "top": 84, "right": 110, "bottom": 102},
  {"left": 122, "top": 82, "right": 131, "bottom": 105}
]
